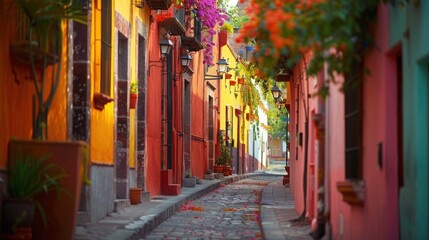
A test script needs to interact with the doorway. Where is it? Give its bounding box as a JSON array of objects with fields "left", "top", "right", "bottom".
[{"left": 115, "top": 32, "right": 129, "bottom": 199}]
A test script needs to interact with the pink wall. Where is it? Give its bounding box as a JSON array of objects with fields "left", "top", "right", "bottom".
[
  {"left": 289, "top": 54, "right": 320, "bottom": 218},
  {"left": 326, "top": 5, "right": 399, "bottom": 239}
]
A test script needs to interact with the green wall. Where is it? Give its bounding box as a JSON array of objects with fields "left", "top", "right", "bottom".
[{"left": 389, "top": 2, "right": 429, "bottom": 239}]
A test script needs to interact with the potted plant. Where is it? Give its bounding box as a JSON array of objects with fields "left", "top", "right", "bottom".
[
  {"left": 1, "top": 150, "right": 65, "bottom": 236},
  {"left": 204, "top": 169, "right": 215, "bottom": 180},
  {"left": 222, "top": 147, "right": 232, "bottom": 176},
  {"left": 182, "top": 171, "right": 196, "bottom": 188},
  {"left": 214, "top": 156, "right": 224, "bottom": 173},
  {"left": 219, "top": 22, "right": 233, "bottom": 47},
  {"left": 130, "top": 81, "right": 139, "bottom": 109},
  {"left": 216, "top": 130, "right": 232, "bottom": 176},
  {"left": 6, "top": 1, "right": 89, "bottom": 239}
]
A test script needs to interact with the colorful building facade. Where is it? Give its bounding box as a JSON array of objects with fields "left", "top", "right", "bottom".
[
  {"left": 1, "top": 0, "right": 262, "bottom": 228},
  {"left": 286, "top": 2, "right": 428, "bottom": 239}
]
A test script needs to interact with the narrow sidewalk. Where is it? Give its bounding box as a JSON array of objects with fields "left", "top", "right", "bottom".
[
  {"left": 260, "top": 178, "right": 312, "bottom": 240},
  {"left": 75, "top": 173, "right": 260, "bottom": 240}
]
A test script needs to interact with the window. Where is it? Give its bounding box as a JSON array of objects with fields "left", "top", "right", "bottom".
[
  {"left": 101, "top": 0, "right": 112, "bottom": 95},
  {"left": 344, "top": 63, "right": 362, "bottom": 180}
]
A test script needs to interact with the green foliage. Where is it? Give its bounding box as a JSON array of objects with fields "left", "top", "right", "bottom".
[
  {"left": 226, "top": 6, "right": 248, "bottom": 29},
  {"left": 238, "top": 0, "right": 387, "bottom": 94},
  {"left": 220, "top": 22, "right": 234, "bottom": 34},
  {"left": 7, "top": 149, "right": 67, "bottom": 226},
  {"left": 185, "top": 171, "right": 192, "bottom": 178},
  {"left": 268, "top": 106, "right": 289, "bottom": 142},
  {"left": 216, "top": 131, "right": 232, "bottom": 166},
  {"left": 130, "top": 81, "right": 139, "bottom": 94}
]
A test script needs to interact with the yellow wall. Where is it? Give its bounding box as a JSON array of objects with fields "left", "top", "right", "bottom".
[
  {"left": 89, "top": 0, "right": 150, "bottom": 166},
  {"left": 219, "top": 44, "right": 250, "bottom": 155},
  {"left": 90, "top": 0, "right": 115, "bottom": 165}
]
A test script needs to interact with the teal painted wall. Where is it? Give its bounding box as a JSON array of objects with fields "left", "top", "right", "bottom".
[{"left": 389, "top": 2, "right": 429, "bottom": 239}]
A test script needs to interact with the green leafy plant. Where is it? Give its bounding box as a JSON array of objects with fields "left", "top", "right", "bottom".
[
  {"left": 184, "top": 171, "right": 192, "bottom": 178},
  {"left": 7, "top": 149, "right": 67, "bottom": 226},
  {"left": 130, "top": 81, "right": 139, "bottom": 94},
  {"left": 220, "top": 22, "right": 233, "bottom": 34},
  {"left": 216, "top": 131, "right": 232, "bottom": 167}
]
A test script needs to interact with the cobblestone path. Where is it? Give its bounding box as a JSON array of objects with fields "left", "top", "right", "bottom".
[{"left": 145, "top": 175, "right": 279, "bottom": 240}]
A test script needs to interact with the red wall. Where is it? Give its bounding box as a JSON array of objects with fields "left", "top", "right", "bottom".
[
  {"left": 145, "top": 22, "right": 163, "bottom": 195},
  {"left": 190, "top": 52, "right": 208, "bottom": 179}
]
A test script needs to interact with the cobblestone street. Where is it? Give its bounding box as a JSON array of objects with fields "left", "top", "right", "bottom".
[{"left": 145, "top": 176, "right": 277, "bottom": 240}]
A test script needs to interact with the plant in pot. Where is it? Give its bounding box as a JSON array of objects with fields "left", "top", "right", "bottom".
[
  {"left": 204, "top": 169, "right": 214, "bottom": 180},
  {"left": 6, "top": 1, "right": 89, "bottom": 239},
  {"left": 1, "top": 150, "right": 65, "bottom": 237},
  {"left": 215, "top": 130, "right": 232, "bottom": 175},
  {"left": 130, "top": 80, "right": 139, "bottom": 109},
  {"left": 222, "top": 146, "right": 232, "bottom": 177},
  {"left": 182, "top": 171, "right": 196, "bottom": 188}
]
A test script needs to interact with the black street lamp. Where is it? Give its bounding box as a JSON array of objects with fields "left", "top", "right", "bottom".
[
  {"left": 160, "top": 38, "right": 173, "bottom": 56},
  {"left": 271, "top": 84, "right": 282, "bottom": 102},
  {"left": 180, "top": 52, "right": 192, "bottom": 67}
]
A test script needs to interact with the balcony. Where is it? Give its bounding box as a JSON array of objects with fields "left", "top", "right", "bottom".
[
  {"left": 146, "top": 0, "right": 172, "bottom": 10},
  {"left": 159, "top": 8, "right": 185, "bottom": 36},
  {"left": 181, "top": 10, "right": 203, "bottom": 52}
]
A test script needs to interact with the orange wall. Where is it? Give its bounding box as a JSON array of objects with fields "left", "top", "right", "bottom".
[{"left": 0, "top": 3, "right": 68, "bottom": 168}]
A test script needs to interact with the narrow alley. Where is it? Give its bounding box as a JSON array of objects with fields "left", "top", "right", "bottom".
[
  {"left": 1, "top": 0, "right": 428, "bottom": 239},
  {"left": 75, "top": 174, "right": 311, "bottom": 240}
]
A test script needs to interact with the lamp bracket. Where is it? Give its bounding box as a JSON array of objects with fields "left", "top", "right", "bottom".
[
  {"left": 204, "top": 73, "right": 222, "bottom": 81},
  {"left": 147, "top": 61, "right": 164, "bottom": 77}
]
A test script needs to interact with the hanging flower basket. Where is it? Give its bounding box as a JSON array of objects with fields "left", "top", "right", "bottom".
[
  {"left": 225, "top": 73, "right": 232, "bottom": 79},
  {"left": 229, "top": 80, "right": 236, "bottom": 86}
]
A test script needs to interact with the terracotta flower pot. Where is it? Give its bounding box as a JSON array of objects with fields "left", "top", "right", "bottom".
[
  {"left": 223, "top": 166, "right": 231, "bottom": 176},
  {"left": 129, "top": 188, "right": 142, "bottom": 205},
  {"left": 214, "top": 165, "right": 223, "bottom": 173},
  {"left": 219, "top": 30, "right": 228, "bottom": 47},
  {"left": 8, "top": 139, "right": 88, "bottom": 240},
  {"left": 130, "top": 93, "right": 138, "bottom": 109}
]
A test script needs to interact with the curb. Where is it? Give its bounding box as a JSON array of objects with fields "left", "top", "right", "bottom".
[{"left": 105, "top": 173, "right": 262, "bottom": 240}]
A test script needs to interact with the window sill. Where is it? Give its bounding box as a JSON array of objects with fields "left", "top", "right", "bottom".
[{"left": 336, "top": 180, "right": 365, "bottom": 206}]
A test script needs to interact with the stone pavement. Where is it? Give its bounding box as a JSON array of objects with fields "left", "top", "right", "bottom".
[
  {"left": 260, "top": 178, "right": 312, "bottom": 240},
  {"left": 75, "top": 172, "right": 312, "bottom": 240},
  {"left": 146, "top": 175, "right": 275, "bottom": 239}
]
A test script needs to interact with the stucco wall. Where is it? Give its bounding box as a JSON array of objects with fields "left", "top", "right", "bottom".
[
  {"left": 326, "top": 5, "right": 400, "bottom": 239},
  {"left": 0, "top": 1, "right": 69, "bottom": 169},
  {"left": 389, "top": 2, "right": 429, "bottom": 239}
]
